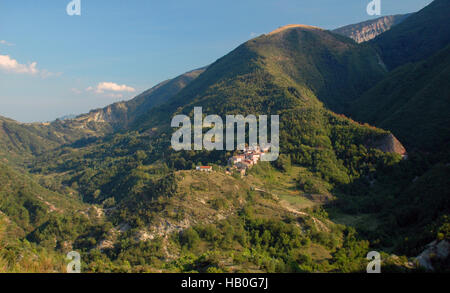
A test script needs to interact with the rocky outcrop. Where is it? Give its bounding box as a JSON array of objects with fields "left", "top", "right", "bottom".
[
  {"left": 333, "top": 14, "right": 411, "bottom": 43},
  {"left": 65, "top": 67, "right": 206, "bottom": 130},
  {"left": 368, "top": 133, "right": 407, "bottom": 156},
  {"left": 415, "top": 240, "right": 450, "bottom": 271},
  {"left": 74, "top": 102, "right": 129, "bottom": 125}
]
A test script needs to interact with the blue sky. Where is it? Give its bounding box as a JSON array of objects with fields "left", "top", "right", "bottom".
[{"left": 0, "top": 0, "right": 433, "bottom": 122}]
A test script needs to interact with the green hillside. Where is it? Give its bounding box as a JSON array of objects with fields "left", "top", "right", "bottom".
[
  {"left": 0, "top": 162, "right": 86, "bottom": 236},
  {"left": 17, "top": 24, "right": 420, "bottom": 273},
  {"left": 140, "top": 25, "right": 386, "bottom": 126},
  {"left": 0, "top": 68, "right": 205, "bottom": 166},
  {"left": 0, "top": 115, "right": 112, "bottom": 166},
  {"left": 33, "top": 25, "right": 399, "bottom": 206},
  {"left": 0, "top": 1, "right": 449, "bottom": 273}
]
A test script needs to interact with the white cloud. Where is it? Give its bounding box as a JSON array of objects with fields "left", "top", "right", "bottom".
[
  {"left": 87, "top": 82, "right": 136, "bottom": 94},
  {"left": 0, "top": 54, "right": 59, "bottom": 78},
  {"left": 0, "top": 40, "right": 14, "bottom": 46},
  {"left": 0, "top": 55, "right": 38, "bottom": 75}
]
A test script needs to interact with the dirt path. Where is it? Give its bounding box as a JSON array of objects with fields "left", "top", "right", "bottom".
[
  {"left": 253, "top": 186, "right": 330, "bottom": 233},
  {"left": 282, "top": 204, "right": 330, "bottom": 233}
]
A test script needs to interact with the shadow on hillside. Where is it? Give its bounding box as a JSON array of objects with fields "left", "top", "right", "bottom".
[{"left": 323, "top": 154, "right": 450, "bottom": 257}]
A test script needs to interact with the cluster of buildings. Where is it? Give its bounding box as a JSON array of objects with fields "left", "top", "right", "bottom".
[
  {"left": 228, "top": 146, "right": 268, "bottom": 176},
  {"left": 195, "top": 146, "right": 269, "bottom": 176}
]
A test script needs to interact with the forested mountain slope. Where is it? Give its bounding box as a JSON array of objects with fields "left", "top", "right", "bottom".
[
  {"left": 0, "top": 162, "right": 86, "bottom": 236},
  {"left": 36, "top": 25, "right": 403, "bottom": 206},
  {"left": 139, "top": 24, "right": 387, "bottom": 128},
  {"left": 349, "top": 45, "right": 450, "bottom": 152},
  {"left": 370, "top": 0, "right": 450, "bottom": 70}
]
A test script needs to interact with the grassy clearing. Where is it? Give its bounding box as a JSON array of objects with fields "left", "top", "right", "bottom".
[
  {"left": 329, "top": 211, "right": 380, "bottom": 232},
  {"left": 245, "top": 164, "right": 323, "bottom": 210}
]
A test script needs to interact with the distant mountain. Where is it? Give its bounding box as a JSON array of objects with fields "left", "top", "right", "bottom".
[
  {"left": 0, "top": 116, "right": 74, "bottom": 162},
  {"left": 140, "top": 24, "right": 387, "bottom": 128},
  {"left": 333, "top": 14, "right": 411, "bottom": 43},
  {"left": 0, "top": 68, "right": 205, "bottom": 164},
  {"left": 370, "top": 0, "right": 450, "bottom": 70},
  {"left": 56, "top": 114, "right": 77, "bottom": 121},
  {"left": 0, "top": 115, "right": 113, "bottom": 164},
  {"left": 71, "top": 67, "right": 206, "bottom": 129}
]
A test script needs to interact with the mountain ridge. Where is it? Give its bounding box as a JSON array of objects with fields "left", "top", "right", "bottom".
[
  {"left": 0, "top": 0, "right": 448, "bottom": 273},
  {"left": 349, "top": 44, "right": 450, "bottom": 152},
  {"left": 333, "top": 14, "right": 411, "bottom": 43},
  {"left": 62, "top": 67, "right": 207, "bottom": 129},
  {"left": 370, "top": 0, "right": 450, "bottom": 70},
  {"left": 0, "top": 67, "right": 206, "bottom": 164},
  {"left": 136, "top": 25, "right": 387, "bottom": 131}
]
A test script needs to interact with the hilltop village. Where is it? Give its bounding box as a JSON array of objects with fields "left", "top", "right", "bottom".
[
  {"left": 228, "top": 146, "right": 266, "bottom": 175},
  {"left": 196, "top": 146, "right": 270, "bottom": 176}
]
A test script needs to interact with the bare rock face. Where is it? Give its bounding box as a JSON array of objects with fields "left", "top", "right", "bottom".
[
  {"left": 58, "top": 67, "right": 207, "bottom": 130},
  {"left": 415, "top": 240, "right": 450, "bottom": 271},
  {"left": 76, "top": 102, "right": 129, "bottom": 125},
  {"left": 369, "top": 133, "right": 407, "bottom": 156},
  {"left": 333, "top": 14, "right": 411, "bottom": 43}
]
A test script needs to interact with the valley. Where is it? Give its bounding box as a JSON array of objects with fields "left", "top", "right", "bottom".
[{"left": 0, "top": 0, "right": 449, "bottom": 273}]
